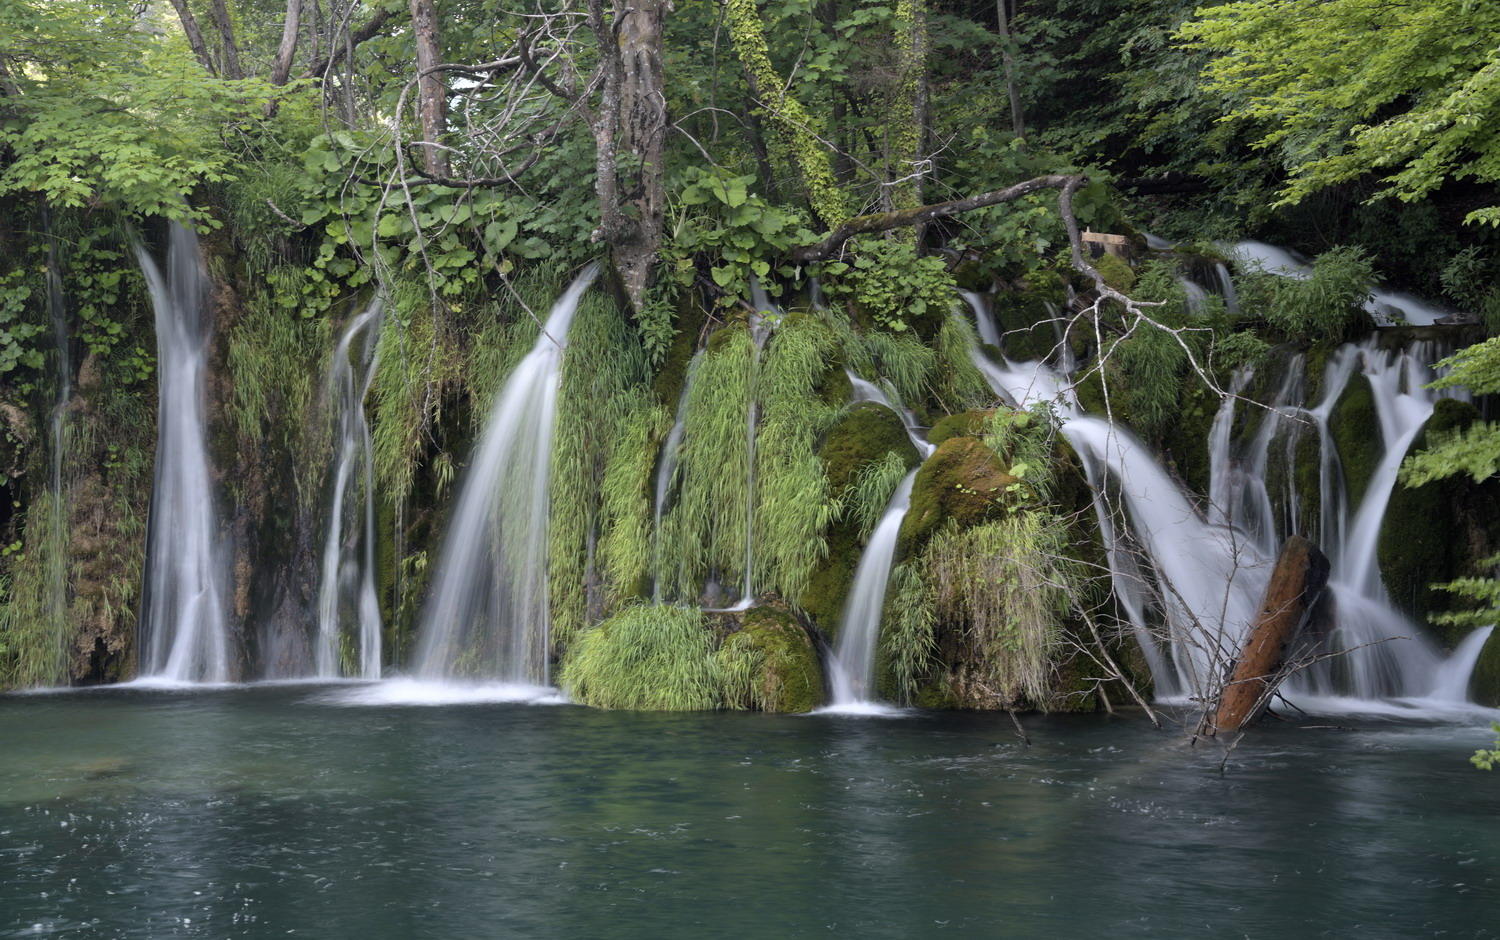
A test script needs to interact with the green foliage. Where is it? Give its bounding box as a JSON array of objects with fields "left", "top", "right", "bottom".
[
  {"left": 847, "top": 451, "right": 910, "bottom": 540},
  {"left": 880, "top": 560, "right": 936, "bottom": 702},
  {"left": 1238, "top": 246, "right": 1373, "bottom": 338},
  {"left": 0, "top": 491, "right": 70, "bottom": 689},
  {"left": 820, "top": 239, "right": 957, "bottom": 332},
  {"left": 0, "top": 0, "right": 273, "bottom": 222},
  {"left": 717, "top": 607, "right": 823, "bottom": 712},
  {"left": 924, "top": 513, "right": 1074, "bottom": 707},
  {"left": 1110, "top": 322, "right": 1186, "bottom": 440},
  {"left": 723, "top": 0, "right": 851, "bottom": 227},
  {"left": 935, "top": 316, "right": 993, "bottom": 411},
  {"left": 665, "top": 167, "right": 812, "bottom": 308},
  {"left": 1401, "top": 423, "right": 1500, "bottom": 488},
  {"left": 1183, "top": 0, "right": 1500, "bottom": 225},
  {"left": 597, "top": 391, "right": 669, "bottom": 607},
  {"left": 659, "top": 326, "right": 755, "bottom": 600},
  {"left": 551, "top": 290, "right": 649, "bottom": 648},
  {"left": 1475, "top": 723, "right": 1500, "bottom": 771},
  {"left": 753, "top": 315, "right": 842, "bottom": 602},
  {"left": 984, "top": 406, "right": 1056, "bottom": 504},
  {"left": 561, "top": 604, "right": 722, "bottom": 710}
]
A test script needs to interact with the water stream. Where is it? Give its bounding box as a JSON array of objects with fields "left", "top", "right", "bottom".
[
  {"left": 133, "top": 223, "right": 230, "bottom": 684},
  {"left": 966, "top": 290, "right": 1493, "bottom": 708},
  {"left": 412, "top": 265, "right": 598, "bottom": 686},
  {"left": 314, "top": 301, "right": 385, "bottom": 679}
]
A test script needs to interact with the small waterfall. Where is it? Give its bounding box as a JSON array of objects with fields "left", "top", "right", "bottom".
[
  {"left": 135, "top": 223, "right": 230, "bottom": 683},
  {"left": 820, "top": 374, "right": 935, "bottom": 710},
  {"left": 845, "top": 370, "right": 933, "bottom": 457},
  {"left": 1227, "top": 240, "right": 1456, "bottom": 325},
  {"left": 825, "top": 472, "right": 918, "bottom": 707},
  {"left": 961, "top": 290, "right": 1000, "bottom": 346},
  {"left": 413, "top": 265, "right": 598, "bottom": 684},
  {"left": 315, "top": 300, "right": 385, "bottom": 679},
  {"left": 970, "top": 298, "right": 1492, "bottom": 706},
  {"left": 651, "top": 350, "right": 703, "bottom": 602},
  {"left": 44, "top": 229, "right": 71, "bottom": 647}
]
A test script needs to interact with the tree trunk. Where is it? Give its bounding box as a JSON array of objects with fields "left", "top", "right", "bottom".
[
  {"left": 610, "top": 0, "right": 669, "bottom": 316},
  {"left": 269, "top": 0, "right": 305, "bottom": 86},
  {"left": 166, "top": 0, "right": 218, "bottom": 76},
  {"left": 891, "top": 0, "right": 928, "bottom": 212},
  {"left": 1212, "top": 535, "right": 1330, "bottom": 734},
  {"left": 408, "top": 0, "right": 449, "bottom": 177},
  {"left": 208, "top": 0, "right": 245, "bottom": 79},
  {"left": 996, "top": 0, "right": 1024, "bottom": 139}
]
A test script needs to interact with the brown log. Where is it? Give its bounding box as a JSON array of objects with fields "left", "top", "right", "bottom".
[{"left": 1212, "top": 535, "right": 1330, "bottom": 734}]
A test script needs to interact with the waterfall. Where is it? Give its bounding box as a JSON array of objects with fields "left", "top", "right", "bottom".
[
  {"left": 1226, "top": 240, "right": 1457, "bottom": 326},
  {"left": 43, "top": 228, "right": 71, "bottom": 653},
  {"left": 651, "top": 350, "right": 702, "bottom": 602},
  {"left": 971, "top": 307, "right": 1491, "bottom": 706},
  {"left": 315, "top": 300, "right": 385, "bottom": 679},
  {"left": 134, "top": 223, "right": 230, "bottom": 683},
  {"left": 961, "top": 290, "right": 1000, "bottom": 346},
  {"left": 412, "top": 265, "right": 598, "bottom": 685},
  {"left": 820, "top": 377, "right": 935, "bottom": 711},
  {"left": 845, "top": 370, "right": 933, "bottom": 457},
  {"left": 824, "top": 472, "right": 918, "bottom": 708}
]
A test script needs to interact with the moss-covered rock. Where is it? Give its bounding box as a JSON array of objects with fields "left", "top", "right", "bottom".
[
  {"left": 898, "top": 436, "right": 1015, "bottom": 557},
  {"left": 718, "top": 606, "right": 823, "bottom": 712},
  {"left": 990, "top": 290, "right": 1065, "bottom": 363},
  {"left": 1330, "top": 373, "right": 1379, "bottom": 507},
  {"left": 801, "top": 403, "right": 920, "bottom": 636},
  {"left": 1094, "top": 253, "right": 1136, "bottom": 293},
  {"left": 817, "top": 402, "right": 918, "bottom": 494},
  {"left": 928, "top": 409, "right": 993, "bottom": 447},
  {"left": 1470, "top": 632, "right": 1500, "bottom": 707}
]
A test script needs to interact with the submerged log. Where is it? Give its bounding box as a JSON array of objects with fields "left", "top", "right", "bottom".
[{"left": 1212, "top": 535, "right": 1330, "bottom": 734}]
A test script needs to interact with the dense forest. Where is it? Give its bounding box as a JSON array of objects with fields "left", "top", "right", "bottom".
[{"left": 2, "top": 0, "right": 1498, "bottom": 734}]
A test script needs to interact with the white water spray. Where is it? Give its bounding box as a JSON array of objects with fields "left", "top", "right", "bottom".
[
  {"left": 413, "top": 266, "right": 598, "bottom": 684},
  {"left": 135, "top": 223, "right": 230, "bottom": 683},
  {"left": 315, "top": 301, "right": 385, "bottom": 679}
]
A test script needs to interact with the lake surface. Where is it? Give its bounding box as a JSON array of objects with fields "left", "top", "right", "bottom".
[{"left": 2, "top": 684, "right": 1496, "bottom": 937}]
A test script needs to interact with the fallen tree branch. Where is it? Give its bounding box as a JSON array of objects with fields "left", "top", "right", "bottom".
[{"left": 790, "top": 173, "right": 1082, "bottom": 262}]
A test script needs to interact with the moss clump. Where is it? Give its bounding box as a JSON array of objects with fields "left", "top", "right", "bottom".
[
  {"left": 817, "top": 403, "right": 918, "bottom": 494},
  {"left": 1155, "top": 378, "right": 1221, "bottom": 497},
  {"left": 1330, "top": 373, "right": 1379, "bottom": 507},
  {"left": 800, "top": 403, "right": 919, "bottom": 636},
  {"left": 928, "top": 409, "right": 994, "bottom": 447},
  {"left": 1093, "top": 253, "right": 1136, "bottom": 293},
  {"left": 718, "top": 606, "right": 823, "bottom": 712},
  {"left": 1470, "top": 633, "right": 1500, "bottom": 707},
  {"left": 561, "top": 604, "right": 722, "bottom": 710},
  {"left": 899, "top": 436, "right": 1015, "bottom": 557}
]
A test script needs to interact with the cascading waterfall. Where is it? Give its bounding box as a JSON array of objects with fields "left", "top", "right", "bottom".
[
  {"left": 413, "top": 265, "right": 598, "bottom": 685},
  {"left": 134, "top": 223, "right": 231, "bottom": 683},
  {"left": 967, "top": 290, "right": 1491, "bottom": 707},
  {"left": 825, "top": 472, "right": 918, "bottom": 707},
  {"left": 823, "top": 380, "right": 935, "bottom": 709},
  {"left": 651, "top": 349, "right": 703, "bottom": 602},
  {"left": 315, "top": 300, "right": 385, "bottom": 679}
]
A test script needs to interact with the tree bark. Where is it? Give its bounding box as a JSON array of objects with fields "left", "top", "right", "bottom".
[
  {"left": 166, "top": 0, "right": 218, "bottom": 76},
  {"left": 408, "top": 0, "right": 449, "bottom": 177},
  {"left": 269, "top": 0, "right": 306, "bottom": 86},
  {"left": 996, "top": 0, "right": 1024, "bottom": 139},
  {"left": 208, "top": 0, "right": 245, "bottom": 79},
  {"left": 609, "top": 0, "right": 669, "bottom": 315},
  {"left": 1212, "top": 535, "right": 1330, "bottom": 734}
]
